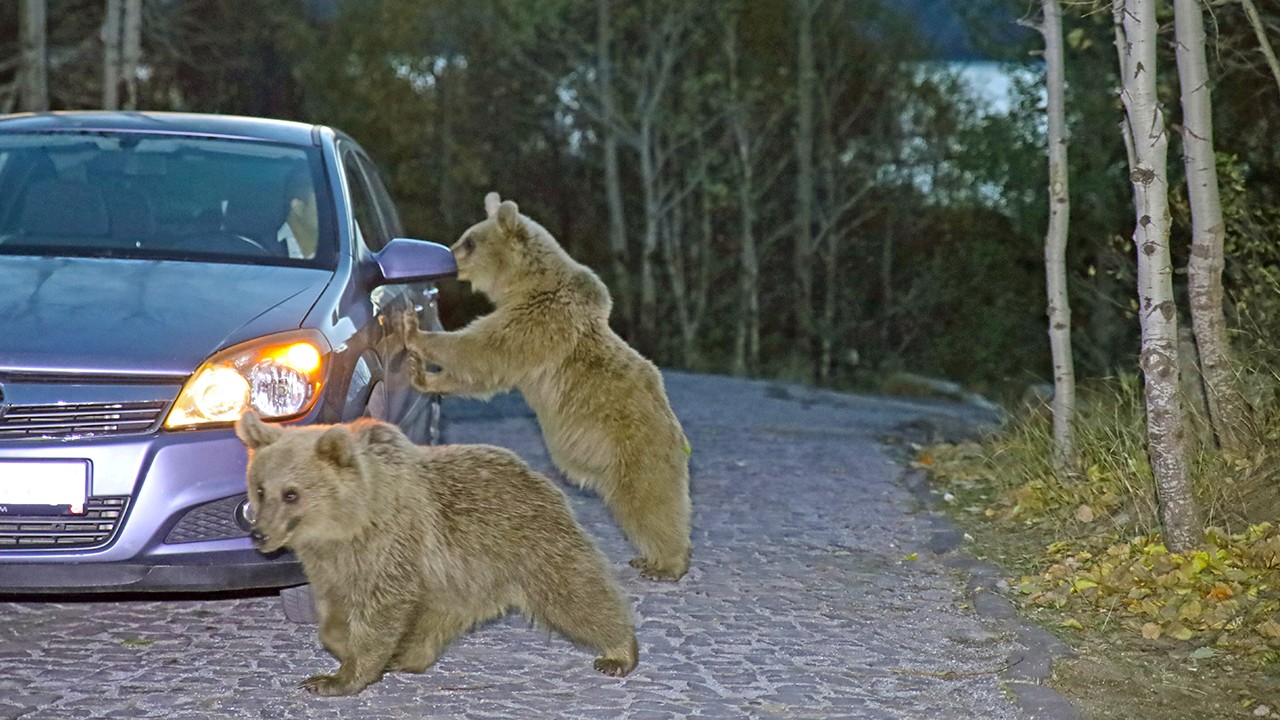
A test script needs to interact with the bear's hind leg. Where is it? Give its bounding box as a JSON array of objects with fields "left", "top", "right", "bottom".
[
  {"left": 593, "top": 635, "right": 639, "bottom": 678},
  {"left": 628, "top": 549, "right": 691, "bottom": 583},
  {"left": 610, "top": 466, "right": 692, "bottom": 582},
  {"left": 525, "top": 577, "right": 638, "bottom": 677}
]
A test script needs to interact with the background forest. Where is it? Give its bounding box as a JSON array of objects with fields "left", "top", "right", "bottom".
[
  {"left": 3, "top": 0, "right": 1280, "bottom": 403},
  {"left": 12, "top": 3, "right": 1280, "bottom": 711}
]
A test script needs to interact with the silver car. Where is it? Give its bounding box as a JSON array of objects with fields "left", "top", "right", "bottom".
[{"left": 0, "top": 111, "right": 456, "bottom": 619}]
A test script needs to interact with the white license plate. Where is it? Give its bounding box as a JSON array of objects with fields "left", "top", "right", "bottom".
[{"left": 0, "top": 460, "right": 89, "bottom": 515}]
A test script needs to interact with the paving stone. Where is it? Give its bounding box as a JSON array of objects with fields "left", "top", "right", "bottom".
[{"left": 0, "top": 372, "right": 1075, "bottom": 719}]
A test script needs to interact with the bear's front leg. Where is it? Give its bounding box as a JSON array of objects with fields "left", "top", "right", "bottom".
[
  {"left": 300, "top": 658, "right": 381, "bottom": 697},
  {"left": 399, "top": 311, "right": 444, "bottom": 363},
  {"left": 389, "top": 605, "right": 474, "bottom": 674},
  {"left": 300, "top": 605, "right": 408, "bottom": 696},
  {"left": 317, "top": 603, "right": 349, "bottom": 661},
  {"left": 406, "top": 353, "right": 463, "bottom": 395}
]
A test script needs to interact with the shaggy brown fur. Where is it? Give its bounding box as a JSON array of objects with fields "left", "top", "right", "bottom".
[
  {"left": 399, "top": 193, "right": 692, "bottom": 581},
  {"left": 235, "top": 412, "right": 638, "bottom": 697}
]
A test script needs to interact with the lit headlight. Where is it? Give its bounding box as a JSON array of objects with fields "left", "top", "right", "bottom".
[{"left": 164, "top": 329, "right": 331, "bottom": 429}]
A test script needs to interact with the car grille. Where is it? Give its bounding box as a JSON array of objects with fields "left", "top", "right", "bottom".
[
  {"left": 0, "top": 401, "right": 168, "bottom": 440},
  {"left": 0, "top": 496, "right": 129, "bottom": 549}
]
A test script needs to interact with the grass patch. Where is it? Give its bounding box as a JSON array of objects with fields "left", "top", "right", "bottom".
[{"left": 921, "top": 373, "right": 1280, "bottom": 718}]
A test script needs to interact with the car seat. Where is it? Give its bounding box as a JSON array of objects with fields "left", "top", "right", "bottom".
[{"left": 17, "top": 179, "right": 112, "bottom": 247}]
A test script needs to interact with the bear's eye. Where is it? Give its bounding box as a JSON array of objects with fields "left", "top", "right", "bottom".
[
  {"left": 255, "top": 487, "right": 264, "bottom": 501},
  {"left": 282, "top": 489, "right": 299, "bottom": 504},
  {"left": 462, "top": 237, "right": 475, "bottom": 253}
]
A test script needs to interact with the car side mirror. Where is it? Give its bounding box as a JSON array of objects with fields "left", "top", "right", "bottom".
[{"left": 372, "top": 238, "right": 457, "bottom": 285}]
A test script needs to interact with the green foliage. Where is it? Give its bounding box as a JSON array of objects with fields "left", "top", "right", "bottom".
[
  {"left": 23, "top": 0, "right": 1280, "bottom": 394},
  {"left": 1011, "top": 524, "right": 1280, "bottom": 652},
  {"left": 1212, "top": 155, "right": 1280, "bottom": 368},
  {"left": 922, "top": 365, "right": 1280, "bottom": 655}
]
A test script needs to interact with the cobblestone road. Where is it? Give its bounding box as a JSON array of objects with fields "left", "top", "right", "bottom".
[{"left": 0, "top": 372, "right": 1077, "bottom": 719}]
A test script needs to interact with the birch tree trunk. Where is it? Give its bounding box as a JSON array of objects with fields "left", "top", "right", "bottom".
[
  {"left": 690, "top": 143, "right": 712, "bottom": 368},
  {"left": 1040, "top": 0, "right": 1077, "bottom": 471},
  {"left": 818, "top": 124, "right": 839, "bottom": 385},
  {"left": 880, "top": 223, "right": 894, "bottom": 351},
  {"left": 102, "top": 0, "right": 122, "bottom": 110},
  {"left": 793, "top": 0, "right": 818, "bottom": 379},
  {"left": 636, "top": 119, "right": 660, "bottom": 358},
  {"left": 596, "top": 0, "right": 633, "bottom": 333},
  {"left": 1240, "top": 0, "right": 1280, "bottom": 98},
  {"left": 725, "top": 18, "right": 760, "bottom": 377},
  {"left": 19, "top": 0, "right": 49, "bottom": 112},
  {"left": 625, "top": 0, "right": 689, "bottom": 359},
  {"left": 122, "top": 0, "right": 142, "bottom": 110},
  {"left": 1175, "top": 0, "right": 1250, "bottom": 456},
  {"left": 657, "top": 133, "right": 692, "bottom": 364},
  {"left": 1114, "top": 0, "right": 1201, "bottom": 553},
  {"left": 729, "top": 111, "right": 761, "bottom": 376},
  {"left": 656, "top": 126, "right": 718, "bottom": 369}
]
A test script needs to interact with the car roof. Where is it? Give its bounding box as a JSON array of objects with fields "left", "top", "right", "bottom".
[{"left": 0, "top": 111, "right": 325, "bottom": 146}]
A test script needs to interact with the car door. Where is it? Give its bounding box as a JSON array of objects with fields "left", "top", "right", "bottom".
[{"left": 339, "top": 143, "right": 444, "bottom": 444}]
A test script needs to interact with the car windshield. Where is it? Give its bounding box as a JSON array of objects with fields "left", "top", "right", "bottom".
[{"left": 0, "top": 131, "right": 336, "bottom": 268}]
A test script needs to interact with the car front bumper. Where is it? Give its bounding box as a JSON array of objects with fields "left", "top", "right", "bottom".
[
  {"left": 0, "top": 418, "right": 305, "bottom": 594},
  {"left": 0, "top": 547, "right": 304, "bottom": 593}
]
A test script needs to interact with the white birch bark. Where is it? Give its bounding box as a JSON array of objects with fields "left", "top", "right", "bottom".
[
  {"left": 725, "top": 111, "right": 791, "bottom": 379},
  {"left": 102, "top": 0, "right": 122, "bottom": 110},
  {"left": 628, "top": 1, "right": 689, "bottom": 358},
  {"left": 1040, "top": 0, "right": 1077, "bottom": 471},
  {"left": 637, "top": 119, "right": 660, "bottom": 356},
  {"left": 122, "top": 0, "right": 142, "bottom": 110},
  {"left": 1175, "top": 0, "right": 1250, "bottom": 456},
  {"left": 1114, "top": 0, "right": 1201, "bottom": 552},
  {"left": 729, "top": 107, "right": 761, "bottom": 377},
  {"left": 793, "top": 0, "right": 818, "bottom": 378},
  {"left": 1240, "top": 0, "right": 1280, "bottom": 99},
  {"left": 19, "top": 0, "right": 49, "bottom": 112},
  {"left": 596, "top": 0, "right": 632, "bottom": 332}
]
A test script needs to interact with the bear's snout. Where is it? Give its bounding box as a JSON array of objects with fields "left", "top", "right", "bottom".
[{"left": 249, "top": 526, "right": 286, "bottom": 554}]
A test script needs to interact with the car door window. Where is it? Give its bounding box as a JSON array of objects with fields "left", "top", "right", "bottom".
[
  {"left": 354, "top": 153, "right": 404, "bottom": 239},
  {"left": 340, "top": 146, "right": 390, "bottom": 252}
]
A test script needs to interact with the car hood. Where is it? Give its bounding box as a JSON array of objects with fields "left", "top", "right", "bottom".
[{"left": 0, "top": 256, "right": 333, "bottom": 376}]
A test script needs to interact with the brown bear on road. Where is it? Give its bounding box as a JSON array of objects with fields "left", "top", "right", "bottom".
[
  {"left": 400, "top": 193, "right": 692, "bottom": 582},
  {"left": 235, "top": 411, "right": 638, "bottom": 697}
]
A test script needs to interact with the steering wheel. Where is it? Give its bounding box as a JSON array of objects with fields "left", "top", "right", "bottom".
[{"left": 231, "top": 234, "right": 271, "bottom": 254}]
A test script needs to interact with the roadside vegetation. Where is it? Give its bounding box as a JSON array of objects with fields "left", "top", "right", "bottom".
[
  {"left": 10, "top": 2, "right": 1280, "bottom": 714},
  {"left": 908, "top": 3, "right": 1280, "bottom": 713},
  {"left": 919, "top": 361, "right": 1280, "bottom": 718}
]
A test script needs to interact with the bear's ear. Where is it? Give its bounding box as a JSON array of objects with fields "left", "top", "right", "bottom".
[
  {"left": 484, "top": 191, "right": 501, "bottom": 219},
  {"left": 496, "top": 200, "right": 521, "bottom": 236},
  {"left": 356, "top": 420, "right": 404, "bottom": 447},
  {"left": 316, "top": 425, "right": 356, "bottom": 468},
  {"left": 236, "top": 411, "right": 282, "bottom": 450}
]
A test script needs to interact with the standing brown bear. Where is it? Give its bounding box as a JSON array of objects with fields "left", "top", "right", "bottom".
[
  {"left": 400, "top": 193, "right": 692, "bottom": 582},
  {"left": 235, "top": 412, "right": 638, "bottom": 697}
]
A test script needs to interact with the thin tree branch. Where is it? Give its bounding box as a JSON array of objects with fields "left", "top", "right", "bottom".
[{"left": 1240, "top": 0, "right": 1280, "bottom": 100}]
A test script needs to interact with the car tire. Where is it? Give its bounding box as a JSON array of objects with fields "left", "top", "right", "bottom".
[{"left": 281, "top": 583, "right": 317, "bottom": 624}]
